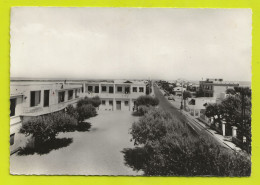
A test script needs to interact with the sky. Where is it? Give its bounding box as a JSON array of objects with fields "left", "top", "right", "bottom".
[{"left": 10, "top": 7, "right": 252, "bottom": 81}]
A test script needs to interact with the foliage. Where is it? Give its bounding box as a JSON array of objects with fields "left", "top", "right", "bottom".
[
  {"left": 77, "top": 96, "right": 101, "bottom": 108},
  {"left": 20, "top": 111, "right": 77, "bottom": 144},
  {"left": 226, "top": 88, "right": 236, "bottom": 95},
  {"left": 77, "top": 104, "right": 97, "bottom": 123},
  {"left": 126, "top": 108, "right": 251, "bottom": 176},
  {"left": 66, "top": 104, "right": 79, "bottom": 120},
  {"left": 183, "top": 91, "right": 192, "bottom": 100},
  {"left": 136, "top": 95, "right": 159, "bottom": 107},
  {"left": 205, "top": 95, "right": 251, "bottom": 140},
  {"left": 136, "top": 105, "right": 153, "bottom": 116},
  {"left": 234, "top": 87, "right": 251, "bottom": 97}
]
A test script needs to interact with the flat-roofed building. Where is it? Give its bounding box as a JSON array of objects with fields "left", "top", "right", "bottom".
[
  {"left": 85, "top": 80, "right": 146, "bottom": 111},
  {"left": 199, "top": 78, "right": 239, "bottom": 99},
  {"left": 10, "top": 81, "right": 83, "bottom": 154}
]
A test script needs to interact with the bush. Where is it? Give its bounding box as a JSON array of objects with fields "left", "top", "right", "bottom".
[
  {"left": 136, "top": 95, "right": 159, "bottom": 107},
  {"left": 20, "top": 111, "right": 77, "bottom": 144},
  {"left": 127, "top": 108, "right": 251, "bottom": 176},
  {"left": 77, "top": 104, "right": 97, "bottom": 123},
  {"left": 66, "top": 104, "right": 79, "bottom": 120},
  {"left": 77, "top": 96, "right": 101, "bottom": 108},
  {"left": 136, "top": 105, "right": 153, "bottom": 116}
]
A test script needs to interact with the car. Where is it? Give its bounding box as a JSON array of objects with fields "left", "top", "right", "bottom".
[{"left": 168, "top": 96, "right": 175, "bottom": 101}]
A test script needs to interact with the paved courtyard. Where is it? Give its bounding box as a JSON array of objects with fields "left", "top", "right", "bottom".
[{"left": 10, "top": 111, "right": 143, "bottom": 175}]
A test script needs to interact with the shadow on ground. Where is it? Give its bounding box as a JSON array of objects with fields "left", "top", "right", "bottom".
[
  {"left": 17, "top": 138, "right": 73, "bottom": 156},
  {"left": 77, "top": 122, "right": 92, "bottom": 132},
  {"left": 131, "top": 111, "right": 142, "bottom": 117}
]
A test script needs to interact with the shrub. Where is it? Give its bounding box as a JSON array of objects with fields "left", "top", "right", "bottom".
[
  {"left": 136, "top": 95, "right": 159, "bottom": 107},
  {"left": 77, "top": 96, "right": 101, "bottom": 108},
  {"left": 90, "top": 96, "right": 102, "bottom": 108},
  {"left": 20, "top": 111, "right": 77, "bottom": 144},
  {"left": 77, "top": 104, "right": 97, "bottom": 123},
  {"left": 127, "top": 108, "right": 251, "bottom": 176},
  {"left": 66, "top": 104, "right": 79, "bottom": 120},
  {"left": 51, "top": 112, "right": 78, "bottom": 132},
  {"left": 136, "top": 105, "right": 153, "bottom": 116}
]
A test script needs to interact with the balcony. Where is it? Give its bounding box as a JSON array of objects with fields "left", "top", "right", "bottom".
[
  {"left": 22, "top": 98, "right": 80, "bottom": 117},
  {"left": 86, "top": 91, "right": 145, "bottom": 100}
]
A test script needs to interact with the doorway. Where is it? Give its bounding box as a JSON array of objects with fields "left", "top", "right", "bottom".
[
  {"left": 44, "top": 90, "right": 50, "bottom": 107},
  {"left": 116, "top": 101, "right": 121, "bottom": 110}
]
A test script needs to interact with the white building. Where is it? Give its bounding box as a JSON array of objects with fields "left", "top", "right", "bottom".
[
  {"left": 84, "top": 80, "right": 146, "bottom": 111},
  {"left": 10, "top": 79, "right": 147, "bottom": 154},
  {"left": 173, "top": 87, "right": 186, "bottom": 96},
  {"left": 186, "top": 97, "right": 216, "bottom": 118},
  {"left": 10, "top": 81, "right": 83, "bottom": 154}
]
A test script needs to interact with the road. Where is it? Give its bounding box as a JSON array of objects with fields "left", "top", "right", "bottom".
[{"left": 153, "top": 85, "right": 230, "bottom": 149}]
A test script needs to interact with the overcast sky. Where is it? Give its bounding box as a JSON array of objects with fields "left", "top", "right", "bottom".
[{"left": 10, "top": 7, "right": 252, "bottom": 81}]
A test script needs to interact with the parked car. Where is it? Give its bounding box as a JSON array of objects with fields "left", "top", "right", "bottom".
[{"left": 168, "top": 96, "right": 175, "bottom": 101}]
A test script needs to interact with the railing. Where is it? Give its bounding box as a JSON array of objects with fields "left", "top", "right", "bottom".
[{"left": 22, "top": 98, "right": 80, "bottom": 116}]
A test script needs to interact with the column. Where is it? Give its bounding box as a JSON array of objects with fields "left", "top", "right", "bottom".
[
  {"left": 114, "top": 84, "right": 116, "bottom": 94},
  {"left": 99, "top": 84, "right": 101, "bottom": 94},
  {"left": 222, "top": 121, "right": 226, "bottom": 136},
  {"left": 40, "top": 90, "right": 44, "bottom": 107},
  {"left": 232, "top": 126, "right": 237, "bottom": 138}
]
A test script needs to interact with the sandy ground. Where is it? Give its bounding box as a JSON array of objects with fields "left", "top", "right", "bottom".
[{"left": 10, "top": 110, "right": 143, "bottom": 176}]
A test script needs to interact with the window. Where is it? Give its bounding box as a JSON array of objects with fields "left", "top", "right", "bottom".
[
  {"left": 109, "top": 86, "right": 114, "bottom": 93},
  {"left": 30, "top": 91, "right": 41, "bottom": 107},
  {"left": 102, "top": 100, "right": 106, "bottom": 105},
  {"left": 95, "top": 86, "right": 99, "bottom": 93},
  {"left": 10, "top": 98, "right": 16, "bottom": 117},
  {"left": 88, "top": 86, "right": 93, "bottom": 92},
  {"left": 44, "top": 90, "right": 50, "bottom": 107},
  {"left": 117, "top": 86, "right": 122, "bottom": 92},
  {"left": 58, "top": 91, "right": 65, "bottom": 103},
  {"left": 133, "top": 87, "right": 137, "bottom": 92},
  {"left": 125, "top": 101, "right": 129, "bottom": 106},
  {"left": 109, "top": 100, "right": 113, "bottom": 106},
  {"left": 125, "top": 87, "right": 130, "bottom": 94},
  {"left": 139, "top": 87, "right": 144, "bottom": 92},
  {"left": 102, "top": 86, "right": 107, "bottom": 92},
  {"left": 10, "top": 134, "right": 15, "bottom": 146},
  {"left": 68, "top": 90, "right": 73, "bottom": 100}
]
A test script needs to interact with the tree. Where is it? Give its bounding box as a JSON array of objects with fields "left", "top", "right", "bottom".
[
  {"left": 226, "top": 88, "right": 236, "bottom": 95},
  {"left": 127, "top": 108, "right": 251, "bottom": 176},
  {"left": 20, "top": 112, "right": 77, "bottom": 144},
  {"left": 182, "top": 91, "right": 192, "bottom": 109},
  {"left": 136, "top": 95, "right": 159, "bottom": 107},
  {"left": 77, "top": 96, "right": 101, "bottom": 108},
  {"left": 77, "top": 104, "right": 97, "bottom": 123},
  {"left": 66, "top": 104, "right": 79, "bottom": 120}
]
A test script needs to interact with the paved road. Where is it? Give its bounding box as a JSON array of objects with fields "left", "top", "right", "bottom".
[
  {"left": 10, "top": 111, "right": 142, "bottom": 175},
  {"left": 153, "top": 85, "right": 230, "bottom": 149}
]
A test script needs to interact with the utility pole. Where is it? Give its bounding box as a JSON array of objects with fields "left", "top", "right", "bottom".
[{"left": 180, "top": 80, "right": 184, "bottom": 110}]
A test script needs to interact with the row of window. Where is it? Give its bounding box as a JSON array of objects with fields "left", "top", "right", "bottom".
[
  {"left": 87, "top": 86, "right": 144, "bottom": 93},
  {"left": 58, "top": 89, "right": 77, "bottom": 103},
  {"left": 202, "top": 85, "right": 213, "bottom": 90},
  {"left": 101, "top": 100, "right": 129, "bottom": 106}
]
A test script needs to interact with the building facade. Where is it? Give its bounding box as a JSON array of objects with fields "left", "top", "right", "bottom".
[
  {"left": 84, "top": 80, "right": 146, "bottom": 111},
  {"left": 10, "top": 79, "right": 147, "bottom": 154},
  {"left": 10, "top": 81, "right": 83, "bottom": 154},
  {"left": 199, "top": 78, "right": 239, "bottom": 99}
]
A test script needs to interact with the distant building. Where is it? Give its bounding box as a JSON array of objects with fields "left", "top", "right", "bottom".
[
  {"left": 198, "top": 78, "right": 239, "bottom": 99},
  {"left": 85, "top": 80, "right": 146, "bottom": 111},
  {"left": 173, "top": 87, "right": 186, "bottom": 96},
  {"left": 186, "top": 97, "right": 216, "bottom": 118}
]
